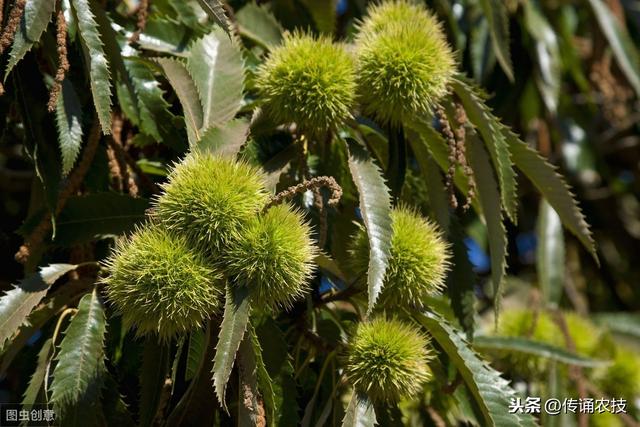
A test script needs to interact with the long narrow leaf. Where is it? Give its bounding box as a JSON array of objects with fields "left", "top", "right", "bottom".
[
  {"left": 451, "top": 78, "right": 518, "bottom": 221},
  {"left": 55, "top": 80, "right": 84, "bottom": 176},
  {"left": 341, "top": 392, "right": 376, "bottom": 427},
  {"left": 478, "top": 0, "right": 513, "bottom": 80},
  {"left": 196, "top": 0, "right": 231, "bottom": 34},
  {"left": 138, "top": 339, "right": 169, "bottom": 427},
  {"left": 505, "top": 134, "right": 597, "bottom": 262},
  {"left": 417, "top": 312, "right": 538, "bottom": 427},
  {"left": 212, "top": 284, "right": 251, "bottom": 411},
  {"left": 467, "top": 135, "right": 507, "bottom": 321},
  {"left": 587, "top": 0, "right": 640, "bottom": 97},
  {"left": 537, "top": 199, "right": 565, "bottom": 305},
  {"left": 71, "top": 0, "right": 112, "bottom": 133},
  {"left": 50, "top": 287, "right": 107, "bottom": 424},
  {"left": 0, "top": 264, "right": 78, "bottom": 348},
  {"left": 4, "top": 0, "right": 56, "bottom": 80},
  {"left": 21, "top": 338, "right": 53, "bottom": 406},
  {"left": 345, "top": 137, "right": 393, "bottom": 314},
  {"left": 473, "top": 335, "right": 610, "bottom": 367}
]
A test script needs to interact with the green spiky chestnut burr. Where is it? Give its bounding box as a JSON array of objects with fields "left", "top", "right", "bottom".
[
  {"left": 102, "top": 223, "right": 224, "bottom": 341},
  {"left": 354, "top": 0, "right": 456, "bottom": 125},
  {"left": 345, "top": 317, "right": 432, "bottom": 403},
  {"left": 153, "top": 152, "right": 269, "bottom": 252},
  {"left": 224, "top": 203, "right": 316, "bottom": 311},
  {"left": 349, "top": 206, "right": 450, "bottom": 309},
  {"left": 255, "top": 31, "right": 356, "bottom": 133},
  {"left": 595, "top": 346, "right": 640, "bottom": 400}
]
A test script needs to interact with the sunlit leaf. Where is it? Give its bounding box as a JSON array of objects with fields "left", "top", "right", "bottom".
[
  {"left": 451, "top": 78, "right": 518, "bottom": 222},
  {"left": 537, "top": 199, "right": 565, "bottom": 305},
  {"left": 345, "top": 137, "right": 393, "bottom": 314},
  {"left": 587, "top": 0, "right": 640, "bottom": 97},
  {"left": 195, "top": 0, "right": 231, "bottom": 34},
  {"left": 417, "top": 312, "right": 538, "bottom": 427},
  {"left": 523, "top": 1, "right": 561, "bottom": 113},
  {"left": 467, "top": 134, "right": 507, "bottom": 321},
  {"left": 213, "top": 284, "right": 251, "bottom": 411},
  {"left": 50, "top": 288, "right": 106, "bottom": 424},
  {"left": 21, "top": 338, "right": 53, "bottom": 406},
  {"left": 505, "top": 134, "right": 597, "bottom": 262},
  {"left": 236, "top": 3, "right": 283, "bottom": 49},
  {"left": 55, "top": 80, "right": 84, "bottom": 176},
  {"left": 196, "top": 118, "right": 250, "bottom": 158},
  {"left": 156, "top": 58, "right": 204, "bottom": 144},
  {"left": 4, "top": 0, "right": 56, "bottom": 80},
  {"left": 186, "top": 29, "right": 244, "bottom": 130},
  {"left": 341, "top": 392, "right": 376, "bottom": 427},
  {"left": 473, "top": 335, "right": 610, "bottom": 367},
  {"left": 71, "top": 0, "right": 112, "bottom": 134},
  {"left": 0, "top": 264, "right": 78, "bottom": 348}
]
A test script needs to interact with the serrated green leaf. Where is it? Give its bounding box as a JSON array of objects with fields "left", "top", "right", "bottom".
[
  {"left": 138, "top": 339, "right": 169, "bottom": 427},
  {"left": 54, "top": 193, "right": 149, "bottom": 246},
  {"left": 505, "top": 134, "right": 597, "bottom": 262},
  {"left": 593, "top": 312, "right": 640, "bottom": 340},
  {"left": 587, "top": 0, "right": 640, "bottom": 97},
  {"left": 341, "top": 392, "right": 376, "bottom": 427},
  {"left": 55, "top": 80, "right": 84, "bottom": 176},
  {"left": 523, "top": 1, "right": 561, "bottom": 113},
  {"left": 537, "top": 199, "right": 565, "bottom": 305},
  {"left": 196, "top": 118, "right": 249, "bottom": 157},
  {"left": 301, "top": 0, "right": 336, "bottom": 34},
  {"left": 451, "top": 78, "right": 518, "bottom": 222},
  {"left": 213, "top": 284, "right": 251, "bottom": 411},
  {"left": 236, "top": 2, "right": 282, "bottom": 49},
  {"left": 185, "top": 328, "right": 207, "bottom": 381},
  {"left": 71, "top": 0, "right": 112, "bottom": 134},
  {"left": 21, "top": 338, "right": 53, "bottom": 406},
  {"left": 4, "top": 0, "right": 56, "bottom": 80},
  {"left": 423, "top": 154, "right": 451, "bottom": 232},
  {"left": 0, "top": 264, "right": 78, "bottom": 348},
  {"left": 156, "top": 58, "right": 203, "bottom": 144},
  {"left": 473, "top": 335, "right": 610, "bottom": 367},
  {"left": 102, "top": 374, "right": 136, "bottom": 427},
  {"left": 0, "top": 278, "right": 93, "bottom": 375},
  {"left": 467, "top": 134, "right": 507, "bottom": 322},
  {"left": 123, "top": 58, "right": 185, "bottom": 151},
  {"left": 50, "top": 287, "right": 106, "bottom": 424},
  {"left": 186, "top": 29, "right": 244, "bottom": 130},
  {"left": 417, "top": 312, "right": 538, "bottom": 427},
  {"left": 478, "top": 0, "right": 513, "bottom": 81},
  {"left": 111, "top": 18, "right": 189, "bottom": 56},
  {"left": 345, "top": 137, "right": 393, "bottom": 314},
  {"left": 196, "top": 0, "right": 231, "bottom": 34}
]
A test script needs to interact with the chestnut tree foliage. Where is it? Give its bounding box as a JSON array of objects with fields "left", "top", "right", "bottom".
[{"left": 0, "top": 0, "right": 639, "bottom": 426}]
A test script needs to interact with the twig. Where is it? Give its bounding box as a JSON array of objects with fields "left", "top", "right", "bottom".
[
  {"left": 266, "top": 176, "right": 342, "bottom": 210},
  {"left": 15, "top": 121, "right": 101, "bottom": 264}
]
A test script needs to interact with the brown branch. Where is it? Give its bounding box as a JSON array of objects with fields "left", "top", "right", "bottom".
[
  {"left": 15, "top": 121, "right": 101, "bottom": 264},
  {"left": 47, "top": 5, "right": 69, "bottom": 112}
]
